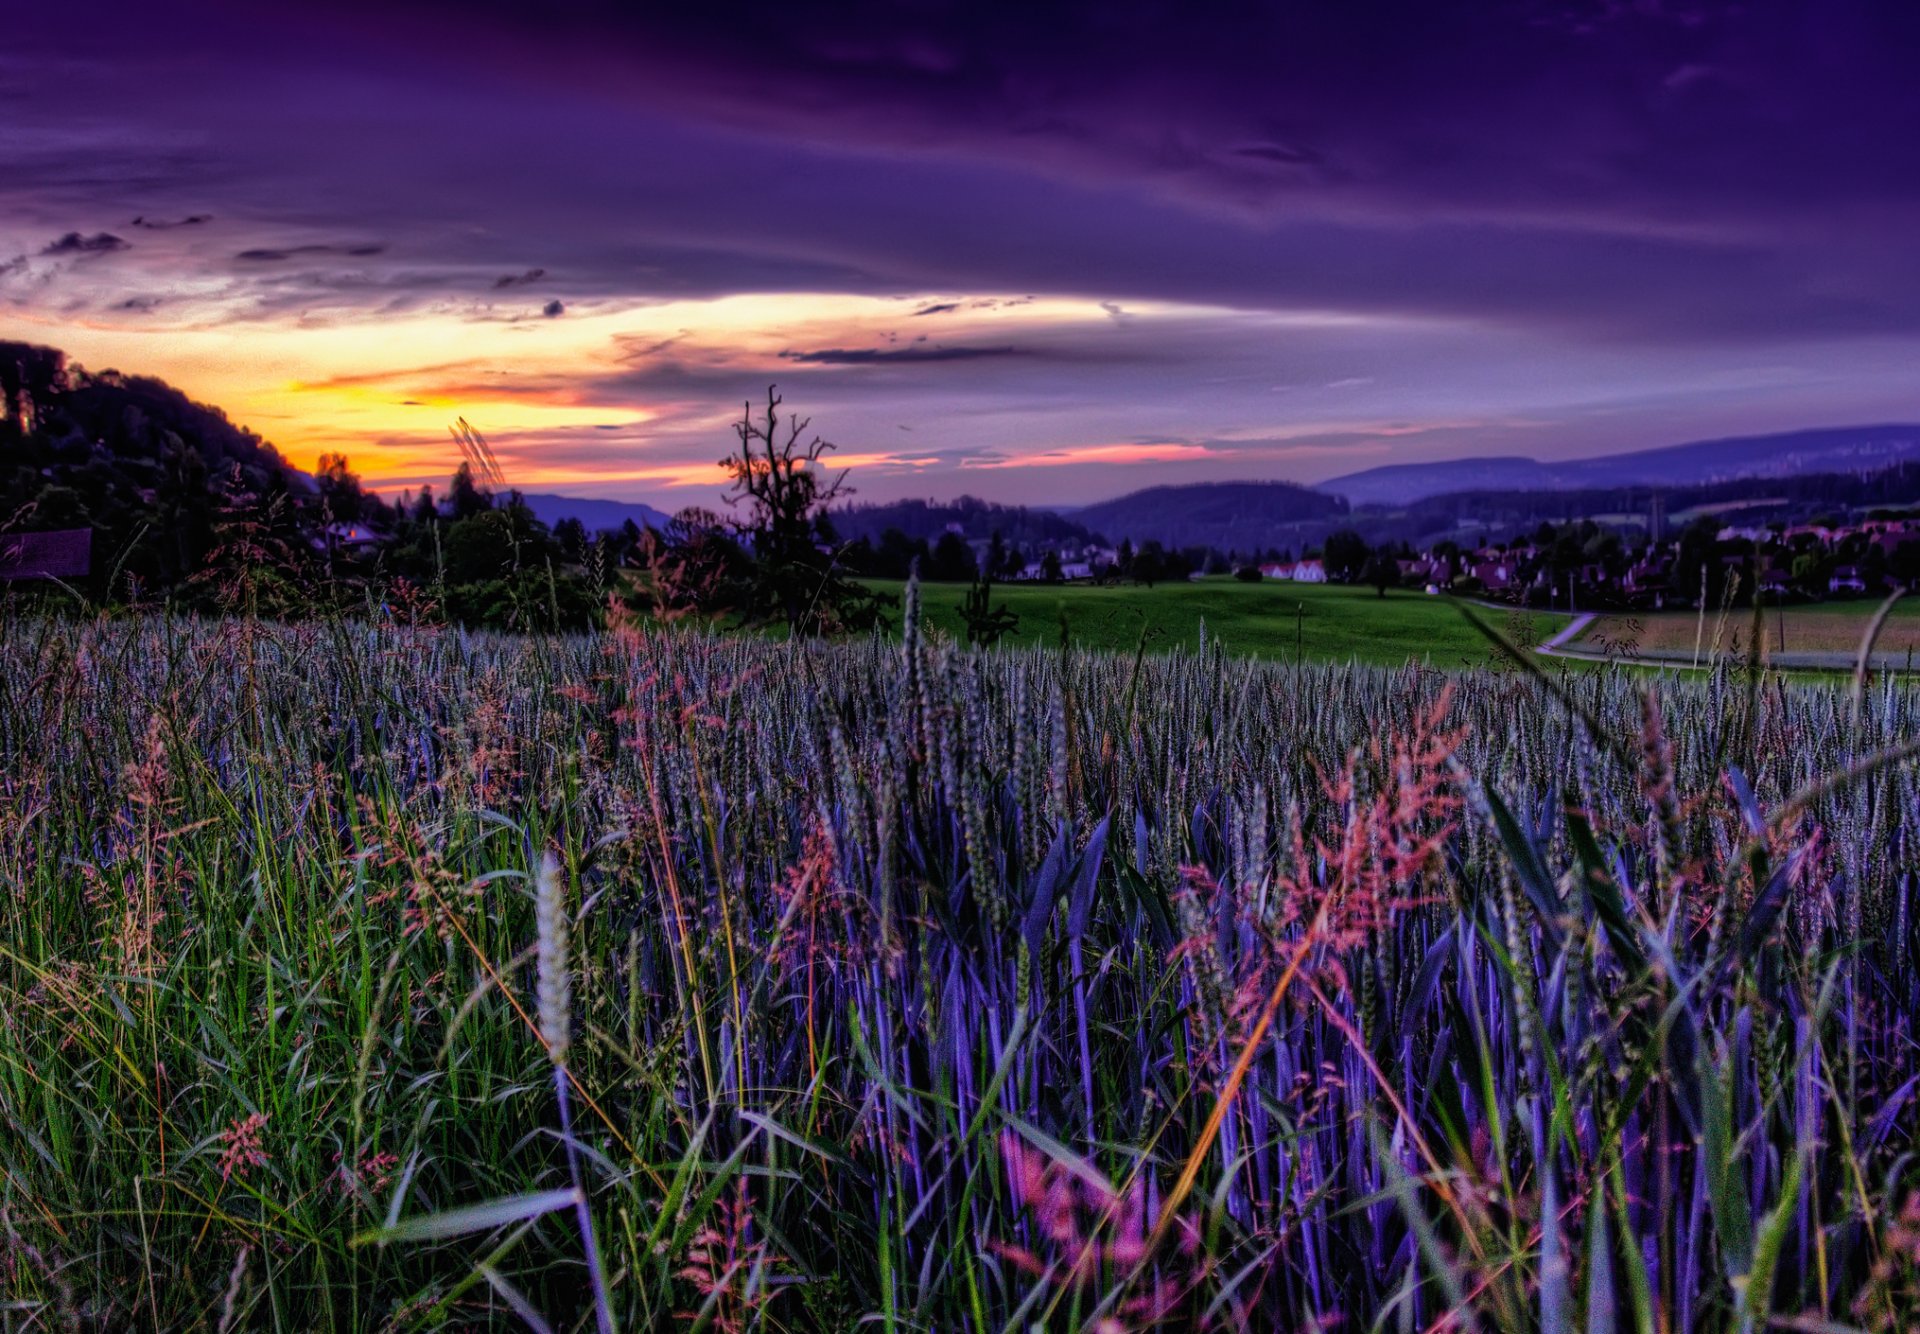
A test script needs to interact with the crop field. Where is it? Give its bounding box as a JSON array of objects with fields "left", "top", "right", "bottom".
[
  {"left": 4, "top": 600, "right": 1920, "bottom": 1331},
  {"left": 1576, "top": 599, "right": 1920, "bottom": 668},
  {"left": 870, "top": 577, "right": 1571, "bottom": 667}
]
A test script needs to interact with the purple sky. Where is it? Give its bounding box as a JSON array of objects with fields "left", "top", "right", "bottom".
[{"left": 4, "top": 0, "right": 1918, "bottom": 504}]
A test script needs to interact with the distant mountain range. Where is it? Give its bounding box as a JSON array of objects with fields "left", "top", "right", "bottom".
[
  {"left": 523, "top": 424, "right": 1920, "bottom": 548},
  {"left": 518, "top": 492, "right": 674, "bottom": 534},
  {"left": 1316, "top": 424, "right": 1920, "bottom": 506}
]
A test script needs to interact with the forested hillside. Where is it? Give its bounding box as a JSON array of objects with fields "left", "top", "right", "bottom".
[
  {"left": 0, "top": 340, "right": 610, "bottom": 625},
  {"left": 0, "top": 339, "right": 361, "bottom": 600},
  {"left": 1070, "top": 479, "right": 1348, "bottom": 551}
]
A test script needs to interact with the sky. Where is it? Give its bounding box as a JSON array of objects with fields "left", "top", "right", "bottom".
[{"left": 4, "top": 0, "right": 1919, "bottom": 507}]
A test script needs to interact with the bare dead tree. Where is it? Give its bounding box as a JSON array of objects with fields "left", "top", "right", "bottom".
[
  {"left": 723, "top": 388, "right": 847, "bottom": 556},
  {"left": 716, "top": 385, "right": 888, "bottom": 635}
]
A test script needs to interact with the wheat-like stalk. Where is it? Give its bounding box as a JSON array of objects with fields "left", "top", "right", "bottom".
[{"left": 534, "top": 848, "right": 571, "bottom": 1064}]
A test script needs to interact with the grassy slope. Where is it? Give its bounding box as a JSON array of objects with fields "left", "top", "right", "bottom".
[{"left": 870, "top": 576, "right": 1570, "bottom": 667}]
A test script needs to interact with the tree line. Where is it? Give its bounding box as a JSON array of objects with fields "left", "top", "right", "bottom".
[
  {"left": 0, "top": 330, "right": 1402, "bottom": 640},
  {"left": 0, "top": 344, "right": 924, "bottom": 636}
]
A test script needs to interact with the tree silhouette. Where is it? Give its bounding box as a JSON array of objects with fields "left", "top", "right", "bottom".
[
  {"left": 1363, "top": 550, "right": 1400, "bottom": 597},
  {"left": 715, "top": 386, "right": 888, "bottom": 635},
  {"left": 1131, "top": 540, "right": 1166, "bottom": 587},
  {"left": 447, "top": 461, "right": 493, "bottom": 520},
  {"left": 927, "top": 532, "right": 978, "bottom": 583},
  {"left": 1322, "top": 529, "right": 1370, "bottom": 583}
]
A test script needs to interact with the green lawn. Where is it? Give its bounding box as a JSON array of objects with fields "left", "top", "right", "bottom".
[{"left": 870, "top": 576, "right": 1571, "bottom": 667}]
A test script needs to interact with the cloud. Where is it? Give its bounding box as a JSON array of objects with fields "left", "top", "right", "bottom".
[
  {"left": 620, "top": 332, "right": 688, "bottom": 358},
  {"left": 235, "top": 243, "right": 386, "bottom": 262},
  {"left": 963, "top": 441, "right": 1224, "bottom": 469},
  {"left": 4, "top": 0, "right": 1920, "bottom": 507},
  {"left": 542, "top": 299, "right": 565, "bottom": 317},
  {"left": 42, "top": 231, "right": 128, "bottom": 255},
  {"left": 279, "top": 0, "right": 1919, "bottom": 233},
  {"left": 1228, "top": 142, "right": 1322, "bottom": 167},
  {"left": 5, "top": 9, "right": 1915, "bottom": 346},
  {"left": 780, "top": 345, "right": 1024, "bottom": 365}
]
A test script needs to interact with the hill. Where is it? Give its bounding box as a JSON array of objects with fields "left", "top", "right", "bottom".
[
  {"left": 0, "top": 340, "right": 614, "bottom": 628},
  {"left": 829, "top": 495, "right": 1096, "bottom": 546},
  {"left": 1346, "top": 458, "right": 1920, "bottom": 548},
  {"left": 1319, "top": 424, "right": 1920, "bottom": 505},
  {"left": 518, "top": 492, "right": 673, "bottom": 535},
  {"left": 1070, "top": 480, "right": 1347, "bottom": 552},
  {"left": 1, "top": 339, "right": 339, "bottom": 595}
]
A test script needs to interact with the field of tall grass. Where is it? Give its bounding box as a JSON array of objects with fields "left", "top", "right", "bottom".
[{"left": 3, "top": 593, "right": 1919, "bottom": 1331}]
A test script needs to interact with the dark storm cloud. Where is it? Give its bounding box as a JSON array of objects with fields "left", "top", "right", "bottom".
[
  {"left": 912, "top": 298, "right": 1028, "bottom": 319},
  {"left": 235, "top": 243, "right": 386, "bottom": 262},
  {"left": 781, "top": 345, "right": 1023, "bottom": 365},
  {"left": 8, "top": 0, "right": 1920, "bottom": 342},
  {"left": 43, "top": 231, "right": 128, "bottom": 255},
  {"left": 3, "top": 0, "right": 1918, "bottom": 501},
  {"left": 304, "top": 0, "right": 1920, "bottom": 219}
]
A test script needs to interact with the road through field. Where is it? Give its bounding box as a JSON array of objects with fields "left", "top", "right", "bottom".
[{"left": 1535, "top": 612, "right": 1597, "bottom": 659}]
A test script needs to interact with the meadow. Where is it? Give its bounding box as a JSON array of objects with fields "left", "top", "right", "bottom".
[
  {"left": 3, "top": 595, "right": 1919, "bottom": 1331},
  {"left": 869, "top": 577, "right": 1571, "bottom": 666}
]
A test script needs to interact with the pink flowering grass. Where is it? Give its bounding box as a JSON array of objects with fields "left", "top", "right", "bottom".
[{"left": 217, "top": 1113, "right": 269, "bottom": 1185}]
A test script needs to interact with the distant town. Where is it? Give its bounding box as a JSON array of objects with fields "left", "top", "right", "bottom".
[
  {"left": 935, "top": 502, "right": 1920, "bottom": 613},
  {"left": 1235, "top": 508, "right": 1918, "bottom": 610}
]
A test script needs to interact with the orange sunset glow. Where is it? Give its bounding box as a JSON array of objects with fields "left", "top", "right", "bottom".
[{"left": 13, "top": 293, "right": 1273, "bottom": 498}]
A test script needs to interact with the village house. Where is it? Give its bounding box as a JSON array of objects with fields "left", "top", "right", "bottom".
[{"left": 1468, "top": 558, "right": 1517, "bottom": 592}]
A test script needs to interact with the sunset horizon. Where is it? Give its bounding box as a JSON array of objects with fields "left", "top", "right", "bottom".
[{"left": 8, "top": 1, "right": 1919, "bottom": 507}]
